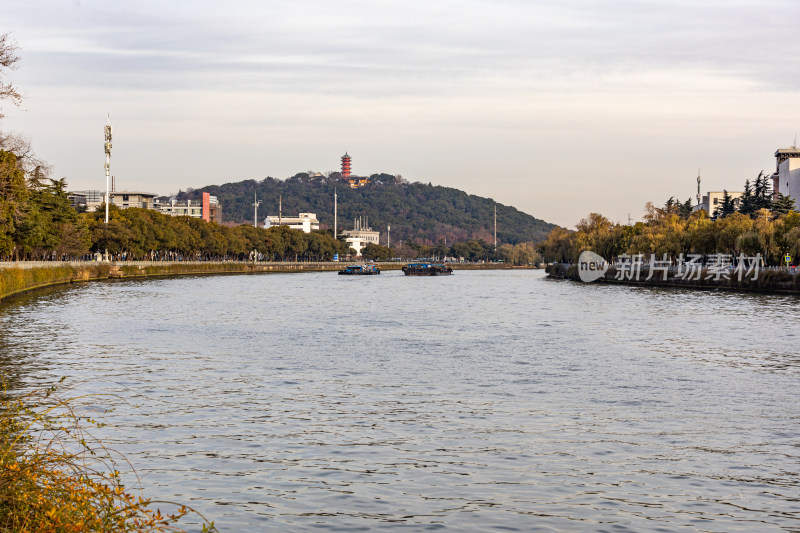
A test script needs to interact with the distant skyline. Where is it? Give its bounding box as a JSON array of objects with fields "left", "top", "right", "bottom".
[{"left": 2, "top": 0, "right": 800, "bottom": 228}]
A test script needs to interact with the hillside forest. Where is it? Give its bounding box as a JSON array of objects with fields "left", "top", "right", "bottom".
[{"left": 182, "top": 173, "right": 556, "bottom": 245}]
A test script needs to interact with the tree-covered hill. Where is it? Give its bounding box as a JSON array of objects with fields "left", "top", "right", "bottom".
[{"left": 182, "top": 173, "right": 556, "bottom": 245}]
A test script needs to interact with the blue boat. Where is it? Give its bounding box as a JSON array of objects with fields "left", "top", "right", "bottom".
[{"left": 338, "top": 264, "right": 381, "bottom": 275}]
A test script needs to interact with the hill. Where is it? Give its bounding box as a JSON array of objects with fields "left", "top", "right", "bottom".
[{"left": 181, "top": 173, "right": 556, "bottom": 245}]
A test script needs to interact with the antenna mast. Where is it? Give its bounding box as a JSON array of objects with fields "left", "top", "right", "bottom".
[
  {"left": 696, "top": 169, "right": 701, "bottom": 207},
  {"left": 104, "top": 115, "right": 112, "bottom": 225},
  {"left": 252, "top": 192, "right": 261, "bottom": 228}
]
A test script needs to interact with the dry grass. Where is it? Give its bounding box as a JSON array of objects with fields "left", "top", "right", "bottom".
[{"left": 0, "top": 377, "right": 217, "bottom": 532}]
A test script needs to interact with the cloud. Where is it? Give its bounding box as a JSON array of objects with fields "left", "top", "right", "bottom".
[
  {"left": 10, "top": 0, "right": 800, "bottom": 95},
  {"left": 3, "top": 0, "right": 800, "bottom": 227}
]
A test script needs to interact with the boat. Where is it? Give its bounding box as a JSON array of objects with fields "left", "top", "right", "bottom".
[
  {"left": 338, "top": 264, "right": 381, "bottom": 275},
  {"left": 401, "top": 261, "right": 453, "bottom": 276}
]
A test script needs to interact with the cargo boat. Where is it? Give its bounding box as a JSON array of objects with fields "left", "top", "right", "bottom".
[
  {"left": 401, "top": 261, "right": 453, "bottom": 276},
  {"left": 338, "top": 264, "right": 381, "bottom": 275}
]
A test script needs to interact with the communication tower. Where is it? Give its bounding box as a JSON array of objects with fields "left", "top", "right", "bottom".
[
  {"left": 104, "top": 117, "right": 112, "bottom": 224},
  {"left": 696, "top": 170, "right": 701, "bottom": 207}
]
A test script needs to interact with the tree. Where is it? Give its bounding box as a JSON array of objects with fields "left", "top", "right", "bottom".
[
  {"left": 538, "top": 227, "right": 575, "bottom": 263},
  {"left": 753, "top": 171, "right": 773, "bottom": 212},
  {"left": 0, "top": 32, "right": 22, "bottom": 118},
  {"left": 752, "top": 209, "right": 778, "bottom": 263},
  {"left": 739, "top": 179, "right": 755, "bottom": 216},
  {"left": 771, "top": 193, "right": 796, "bottom": 217},
  {"left": 361, "top": 243, "right": 392, "bottom": 261},
  {"left": 678, "top": 198, "right": 694, "bottom": 219},
  {"left": 0, "top": 150, "right": 28, "bottom": 257},
  {"left": 713, "top": 190, "right": 736, "bottom": 219},
  {"left": 451, "top": 242, "right": 471, "bottom": 261},
  {"left": 685, "top": 211, "right": 717, "bottom": 255},
  {"left": 716, "top": 212, "right": 754, "bottom": 256}
]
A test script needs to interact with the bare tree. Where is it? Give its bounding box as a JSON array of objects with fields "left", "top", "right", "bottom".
[
  {"left": 1, "top": 32, "right": 22, "bottom": 118},
  {"left": 0, "top": 131, "right": 51, "bottom": 180}
]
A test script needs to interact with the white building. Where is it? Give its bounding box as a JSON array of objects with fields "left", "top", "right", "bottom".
[
  {"left": 341, "top": 218, "right": 380, "bottom": 256},
  {"left": 68, "top": 189, "right": 157, "bottom": 211},
  {"left": 111, "top": 191, "right": 157, "bottom": 210},
  {"left": 156, "top": 197, "right": 204, "bottom": 218},
  {"left": 697, "top": 191, "right": 743, "bottom": 216},
  {"left": 68, "top": 190, "right": 103, "bottom": 211},
  {"left": 264, "top": 213, "right": 319, "bottom": 233},
  {"left": 772, "top": 147, "right": 800, "bottom": 204}
]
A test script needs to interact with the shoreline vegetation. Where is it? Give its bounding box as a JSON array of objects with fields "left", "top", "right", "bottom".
[
  {"left": 538, "top": 177, "right": 798, "bottom": 268},
  {"left": 0, "top": 379, "right": 218, "bottom": 532},
  {"left": 538, "top": 184, "right": 800, "bottom": 294}
]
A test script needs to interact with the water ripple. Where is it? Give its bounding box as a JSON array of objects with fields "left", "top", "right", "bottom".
[{"left": 0, "top": 271, "right": 799, "bottom": 531}]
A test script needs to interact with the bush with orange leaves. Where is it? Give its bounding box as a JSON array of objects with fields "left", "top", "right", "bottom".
[{"left": 0, "top": 377, "right": 217, "bottom": 532}]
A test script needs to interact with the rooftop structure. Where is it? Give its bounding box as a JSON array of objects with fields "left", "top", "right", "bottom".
[
  {"left": 772, "top": 146, "right": 800, "bottom": 203},
  {"left": 67, "top": 189, "right": 157, "bottom": 212},
  {"left": 68, "top": 190, "right": 104, "bottom": 212},
  {"left": 110, "top": 190, "right": 157, "bottom": 210},
  {"left": 341, "top": 217, "right": 380, "bottom": 256},
  {"left": 264, "top": 213, "right": 319, "bottom": 233},
  {"left": 154, "top": 193, "right": 221, "bottom": 223}
]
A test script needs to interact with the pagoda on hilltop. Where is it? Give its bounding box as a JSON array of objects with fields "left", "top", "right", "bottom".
[
  {"left": 341, "top": 152, "right": 369, "bottom": 188},
  {"left": 341, "top": 152, "right": 351, "bottom": 180}
]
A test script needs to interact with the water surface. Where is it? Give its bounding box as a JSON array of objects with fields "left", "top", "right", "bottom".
[{"left": 1, "top": 270, "right": 798, "bottom": 532}]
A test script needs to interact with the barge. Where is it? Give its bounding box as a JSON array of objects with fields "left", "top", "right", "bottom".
[
  {"left": 338, "top": 264, "right": 381, "bottom": 275},
  {"left": 402, "top": 261, "right": 453, "bottom": 276}
]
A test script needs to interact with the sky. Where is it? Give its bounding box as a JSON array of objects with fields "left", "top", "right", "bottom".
[{"left": 2, "top": 0, "right": 800, "bottom": 228}]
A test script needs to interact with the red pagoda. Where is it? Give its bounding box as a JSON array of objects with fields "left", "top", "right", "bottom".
[{"left": 341, "top": 153, "right": 351, "bottom": 179}]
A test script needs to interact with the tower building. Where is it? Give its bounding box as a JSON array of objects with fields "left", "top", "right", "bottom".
[{"left": 341, "top": 153, "right": 351, "bottom": 180}]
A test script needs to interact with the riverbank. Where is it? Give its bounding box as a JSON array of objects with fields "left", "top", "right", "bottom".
[
  {"left": 545, "top": 262, "right": 800, "bottom": 294},
  {"left": 0, "top": 261, "right": 530, "bottom": 303}
]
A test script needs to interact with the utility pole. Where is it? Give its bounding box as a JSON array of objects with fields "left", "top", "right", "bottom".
[
  {"left": 494, "top": 204, "right": 497, "bottom": 251},
  {"left": 279, "top": 195, "right": 282, "bottom": 226},
  {"left": 252, "top": 192, "right": 261, "bottom": 228},
  {"left": 334, "top": 188, "right": 337, "bottom": 238},
  {"left": 387, "top": 224, "right": 391, "bottom": 248}
]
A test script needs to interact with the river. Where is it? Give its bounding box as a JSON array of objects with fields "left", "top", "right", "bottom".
[{"left": 1, "top": 269, "right": 798, "bottom": 532}]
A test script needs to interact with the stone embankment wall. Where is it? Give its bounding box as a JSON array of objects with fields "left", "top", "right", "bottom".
[
  {"left": 0, "top": 261, "right": 526, "bottom": 303},
  {"left": 545, "top": 262, "right": 800, "bottom": 294}
]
